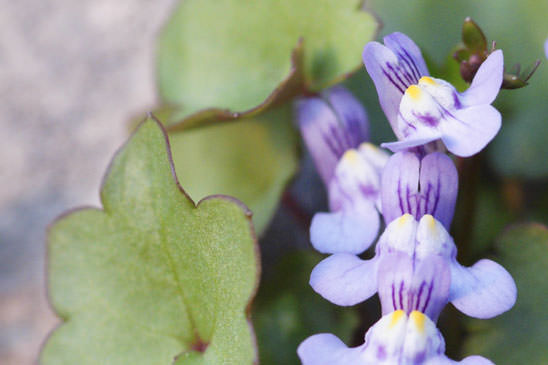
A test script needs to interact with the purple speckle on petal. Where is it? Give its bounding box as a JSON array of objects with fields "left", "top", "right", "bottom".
[
  {"left": 416, "top": 113, "right": 439, "bottom": 127},
  {"left": 376, "top": 345, "right": 387, "bottom": 361},
  {"left": 413, "top": 351, "right": 426, "bottom": 364}
]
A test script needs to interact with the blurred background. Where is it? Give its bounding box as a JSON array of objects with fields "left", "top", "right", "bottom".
[
  {"left": 0, "top": 1, "right": 176, "bottom": 363},
  {"left": 1, "top": 0, "right": 547, "bottom": 364}
]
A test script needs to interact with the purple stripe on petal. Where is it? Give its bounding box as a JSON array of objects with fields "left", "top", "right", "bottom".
[
  {"left": 383, "top": 32, "right": 429, "bottom": 81},
  {"left": 296, "top": 97, "right": 342, "bottom": 185},
  {"left": 378, "top": 252, "right": 413, "bottom": 315},
  {"left": 381, "top": 152, "right": 421, "bottom": 225},
  {"left": 382, "top": 152, "right": 457, "bottom": 227},
  {"left": 296, "top": 86, "right": 370, "bottom": 186},
  {"left": 322, "top": 86, "right": 370, "bottom": 146},
  {"left": 363, "top": 41, "right": 413, "bottom": 137},
  {"left": 413, "top": 256, "right": 450, "bottom": 320},
  {"left": 419, "top": 152, "right": 458, "bottom": 229},
  {"left": 378, "top": 252, "right": 450, "bottom": 320}
]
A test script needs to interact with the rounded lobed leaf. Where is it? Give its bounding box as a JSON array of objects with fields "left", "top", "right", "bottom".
[
  {"left": 156, "top": 0, "right": 378, "bottom": 125},
  {"left": 41, "top": 117, "right": 260, "bottom": 365}
]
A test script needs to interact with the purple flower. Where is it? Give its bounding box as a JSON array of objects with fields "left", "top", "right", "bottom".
[
  {"left": 298, "top": 310, "right": 494, "bottom": 365},
  {"left": 381, "top": 151, "right": 458, "bottom": 229},
  {"left": 296, "top": 86, "right": 370, "bottom": 185},
  {"left": 545, "top": 38, "right": 548, "bottom": 59},
  {"left": 297, "top": 86, "right": 390, "bottom": 254},
  {"left": 310, "top": 214, "right": 516, "bottom": 320},
  {"left": 363, "top": 32, "right": 504, "bottom": 157},
  {"left": 309, "top": 143, "right": 390, "bottom": 254}
]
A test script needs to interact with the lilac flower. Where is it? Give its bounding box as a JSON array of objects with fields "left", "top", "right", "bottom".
[
  {"left": 381, "top": 151, "right": 458, "bottom": 229},
  {"left": 545, "top": 38, "right": 548, "bottom": 59},
  {"left": 298, "top": 310, "right": 494, "bottom": 365},
  {"left": 296, "top": 86, "right": 370, "bottom": 185},
  {"left": 297, "top": 86, "right": 390, "bottom": 254},
  {"left": 309, "top": 143, "right": 390, "bottom": 254},
  {"left": 363, "top": 32, "right": 504, "bottom": 157},
  {"left": 310, "top": 214, "right": 516, "bottom": 320}
]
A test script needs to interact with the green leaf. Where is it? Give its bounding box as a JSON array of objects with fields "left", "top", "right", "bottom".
[
  {"left": 463, "top": 223, "right": 548, "bottom": 364},
  {"left": 41, "top": 118, "right": 260, "bottom": 364},
  {"left": 253, "top": 252, "right": 359, "bottom": 365},
  {"left": 156, "top": 0, "right": 378, "bottom": 125},
  {"left": 168, "top": 106, "right": 299, "bottom": 234},
  {"left": 163, "top": 41, "right": 305, "bottom": 132}
]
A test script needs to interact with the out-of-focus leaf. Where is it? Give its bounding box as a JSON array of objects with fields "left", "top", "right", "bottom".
[
  {"left": 168, "top": 106, "right": 299, "bottom": 234},
  {"left": 467, "top": 185, "right": 513, "bottom": 257},
  {"left": 157, "top": 0, "right": 378, "bottom": 125},
  {"left": 163, "top": 41, "right": 305, "bottom": 132},
  {"left": 367, "top": 0, "right": 548, "bottom": 178},
  {"left": 490, "top": 103, "right": 548, "bottom": 179},
  {"left": 463, "top": 223, "right": 548, "bottom": 364},
  {"left": 41, "top": 118, "right": 260, "bottom": 364},
  {"left": 253, "top": 251, "right": 359, "bottom": 365}
]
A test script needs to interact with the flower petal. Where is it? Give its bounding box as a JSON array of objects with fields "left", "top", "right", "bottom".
[
  {"left": 449, "top": 259, "right": 517, "bottom": 319},
  {"left": 328, "top": 149, "right": 382, "bottom": 212},
  {"left": 363, "top": 33, "right": 428, "bottom": 137},
  {"left": 379, "top": 213, "right": 418, "bottom": 256},
  {"left": 363, "top": 42, "right": 406, "bottom": 134},
  {"left": 440, "top": 104, "right": 501, "bottom": 157},
  {"left": 380, "top": 152, "right": 457, "bottom": 229},
  {"left": 312, "top": 147, "right": 383, "bottom": 254},
  {"left": 383, "top": 32, "right": 430, "bottom": 81},
  {"left": 296, "top": 86, "right": 369, "bottom": 186},
  {"left": 296, "top": 97, "right": 342, "bottom": 184},
  {"left": 310, "top": 253, "right": 379, "bottom": 306},
  {"left": 403, "top": 311, "right": 445, "bottom": 362},
  {"left": 380, "top": 151, "right": 421, "bottom": 225},
  {"left": 459, "top": 356, "right": 496, "bottom": 365},
  {"left": 460, "top": 50, "right": 503, "bottom": 107},
  {"left": 322, "top": 86, "right": 370, "bottom": 145},
  {"left": 363, "top": 32, "right": 428, "bottom": 138},
  {"left": 377, "top": 253, "right": 450, "bottom": 320},
  {"left": 419, "top": 152, "right": 458, "bottom": 229},
  {"left": 358, "top": 143, "right": 391, "bottom": 176},
  {"left": 358, "top": 143, "right": 391, "bottom": 211},
  {"left": 310, "top": 200, "right": 380, "bottom": 254},
  {"left": 298, "top": 333, "right": 366, "bottom": 365},
  {"left": 425, "top": 355, "right": 495, "bottom": 365},
  {"left": 415, "top": 214, "right": 456, "bottom": 259},
  {"left": 381, "top": 119, "right": 442, "bottom": 153}
]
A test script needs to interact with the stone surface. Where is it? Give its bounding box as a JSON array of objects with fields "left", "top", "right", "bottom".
[{"left": 0, "top": 0, "right": 175, "bottom": 363}]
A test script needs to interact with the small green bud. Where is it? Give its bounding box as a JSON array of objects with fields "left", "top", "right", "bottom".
[{"left": 462, "top": 17, "right": 487, "bottom": 54}]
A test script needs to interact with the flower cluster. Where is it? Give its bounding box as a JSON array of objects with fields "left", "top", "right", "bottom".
[{"left": 296, "top": 33, "right": 516, "bottom": 364}]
